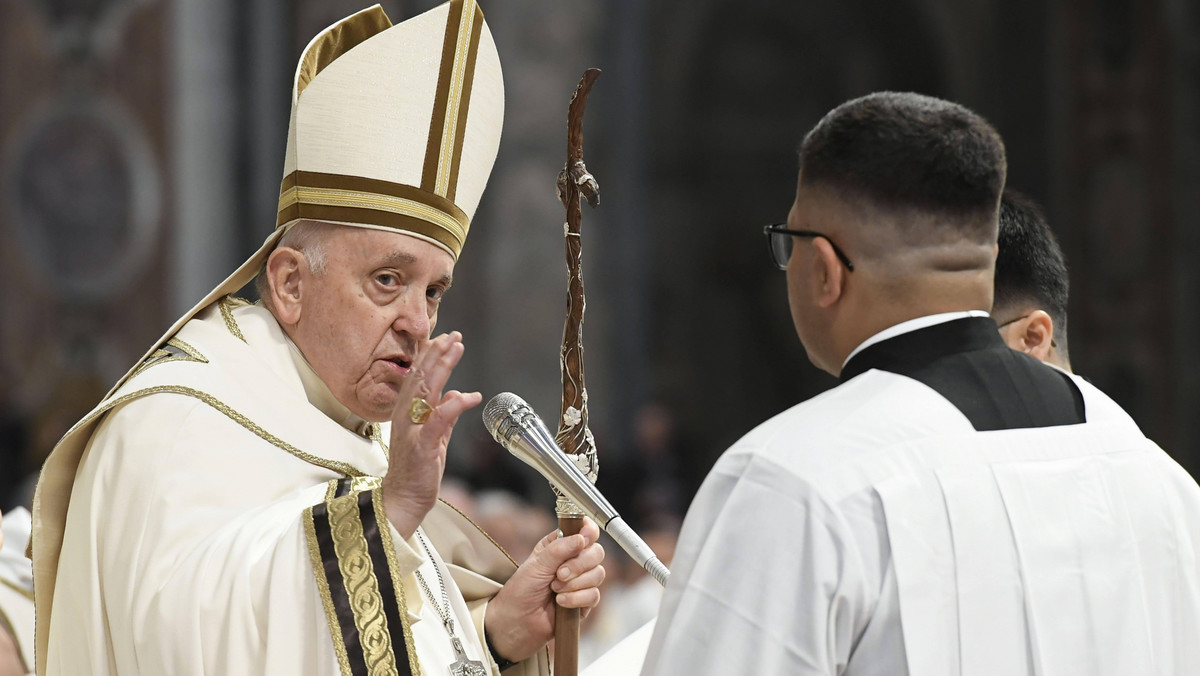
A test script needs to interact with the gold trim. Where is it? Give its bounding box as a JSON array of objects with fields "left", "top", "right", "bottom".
[
  {"left": 444, "top": 6, "right": 483, "bottom": 203},
  {"left": 278, "top": 186, "right": 466, "bottom": 244},
  {"left": 327, "top": 492, "right": 402, "bottom": 676},
  {"left": 62, "top": 385, "right": 369, "bottom": 478},
  {"left": 325, "top": 478, "right": 341, "bottom": 502},
  {"left": 373, "top": 488, "right": 423, "bottom": 676},
  {"left": 351, "top": 476, "right": 383, "bottom": 492},
  {"left": 129, "top": 337, "right": 209, "bottom": 379},
  {"left": 437, "top": 497, "right": 518, "bottom": 567},
  {"left": 434, "top": 0, "right": 479, "bottom": 197},
  {"left": 304, "top": 504, "right": 354, "bottom": 675},
  {"left": 296, "top": 6, "right": 393, "bottom": 98},
  {"left": 218, "top": 296, "right": 248, "bottom": 342}
]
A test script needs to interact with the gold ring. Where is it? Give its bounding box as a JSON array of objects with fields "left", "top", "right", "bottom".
[{"left": 409, "top": 397, "right": 434, "bottom": 424}]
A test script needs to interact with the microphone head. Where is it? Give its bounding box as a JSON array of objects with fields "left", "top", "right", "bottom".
[{"left": 482, "top": 392, "right": 535, "bottom": 449}]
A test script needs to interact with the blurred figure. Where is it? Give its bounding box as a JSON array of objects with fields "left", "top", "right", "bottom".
[
  {"left": 0, "top": 508, "right": 33, "bottom": 675},
  {"left": 580, "top": 516, "right": 679, "bottom": 670},
  {"left": 473, "top": 490, "right": 556, "bottom": 570},
  {"left": 0, "top": 369, "right": 30, "bottom": 511},
  {"left": 602, "top": 403, "right": 689, "bottom": 530},
  {"left": 993, "top": 189, "right": 1072, "bottom": 371}
]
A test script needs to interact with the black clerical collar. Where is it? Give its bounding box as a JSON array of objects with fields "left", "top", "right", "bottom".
[
  {"left": 840, "top": 316, "right": 1007, "bottom": 384},
  {"left": 839, "top": 316, "right": 1086, "bottom": 431}
]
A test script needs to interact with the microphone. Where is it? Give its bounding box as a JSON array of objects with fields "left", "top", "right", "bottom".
[{"left": 482, "top": 392, "right": 670, "bottom": 587}]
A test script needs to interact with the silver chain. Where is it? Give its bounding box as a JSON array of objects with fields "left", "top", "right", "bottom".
[{"left": 413, "top": 529, "right": 457, "bottom": 636}]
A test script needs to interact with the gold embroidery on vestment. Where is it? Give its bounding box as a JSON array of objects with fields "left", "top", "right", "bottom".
[
  {"left": 304, "top": 502, "right": 354, "bottom": 675},
  {"left": 373, "top": 487, "right": 424, "bottom": 676},
  {"left": 219, "top": 296, "right": 248, "bottom": 342},
  {"left": 62, "top": 385, "right": 369, "bottom": 478},
  {"left": 327, "top": 492, "right": 401, "bottom": 676},
  {"left": 130, "top": 337, "right": 208, "bottom": 378}
]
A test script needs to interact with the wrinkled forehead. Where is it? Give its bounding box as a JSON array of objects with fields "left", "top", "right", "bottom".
[{"left": 325, "top": 223, "right": 457, "bottom": 277}]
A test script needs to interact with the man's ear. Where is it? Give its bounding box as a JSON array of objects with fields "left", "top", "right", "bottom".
[
  {"left": 1016, "top": 310, "right": 1055, "bottom": 362},
  {"left": 265, "top": 247, "right": 305, "bottom": 325},
  {"left": 811, "top": 236, "right": 845, "bottom": 309}
]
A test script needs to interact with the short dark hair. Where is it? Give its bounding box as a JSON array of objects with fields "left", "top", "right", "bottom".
[
  {"left": 798, "top": 92, "right": 1006, "bottom": 229},
  {"left": 995, "top": 189, "right": 1070, "bottom": 350}
]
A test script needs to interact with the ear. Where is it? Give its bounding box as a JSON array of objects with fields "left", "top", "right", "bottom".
[
  {"left": 1016, "top": 310, "right": 1056, "bottom": 362},
  {"left": 810, "top": 236, "right": 846, "bottom": 309},
  {"left": 265, "top": 247, "right": 306, "bottom": 325}
]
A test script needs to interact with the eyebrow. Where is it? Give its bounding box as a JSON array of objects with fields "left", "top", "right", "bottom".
[{"left": 381, "top": 251, "right": 453, "bottom": 286}]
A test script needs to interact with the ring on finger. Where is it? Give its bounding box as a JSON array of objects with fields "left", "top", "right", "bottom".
[{"left": 409, "top": 397, "right": 434, "bottom": 424}]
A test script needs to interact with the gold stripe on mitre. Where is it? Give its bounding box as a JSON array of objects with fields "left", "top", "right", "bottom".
[
  {"left": 294, "top": 5, "right": 393, "bottom": 100},
  {"left": 422, "top": 0, "right": 484, "bottom": 201},
  {"left": 277, "top": 170, "right": 470, "bottom": 258}
]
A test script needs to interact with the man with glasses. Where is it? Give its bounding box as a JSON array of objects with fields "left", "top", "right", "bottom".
[
  {"left": 993, "top": 189, "right": 1071, "bottom": 371},
  {"left": 642, "top": 92, "right": 1200, "bottom": 675}
]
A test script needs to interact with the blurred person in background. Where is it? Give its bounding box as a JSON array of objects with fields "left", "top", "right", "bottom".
[
  {"left": 993, "top": 189, "right": 1072, "bottom": 371},
  {"left": 31, "top": 4, "right": 604, "bottom": 675},
  {"left": 579, "top": 514, "right": 679, "bottom": 670},
  {"left": 0, "top": 508, "right": 33, "bottom": 675},
  {"left": 602, "top": 403, "right": 689, "bottom": 530}
]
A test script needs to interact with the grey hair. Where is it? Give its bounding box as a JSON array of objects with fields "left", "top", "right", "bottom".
[{"left": 254, "top": 220, "right": 337, "bottom": 304}]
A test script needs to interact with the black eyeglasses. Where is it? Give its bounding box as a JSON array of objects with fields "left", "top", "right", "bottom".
[{"left": 763, "top": 223, "right": 854, "bottom": 272}]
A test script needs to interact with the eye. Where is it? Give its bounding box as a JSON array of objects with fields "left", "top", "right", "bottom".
[
  {"left": 426, "top": 284, "right": 448, "bottom": 302},
  {"left": 375, "top": 272, "right": 399, "bottom": 288}
]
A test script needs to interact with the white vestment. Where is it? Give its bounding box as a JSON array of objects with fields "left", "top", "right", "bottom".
[
  {"left": 33, "top": 301, "right": 549, "bottom": 676},
  {"left": 643, "top": 319, "right": 1200, "bottom": 675}
]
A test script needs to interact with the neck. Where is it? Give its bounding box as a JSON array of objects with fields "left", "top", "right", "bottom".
[{"left": 829, "top": 277, "right": 993, "bottom": 375}]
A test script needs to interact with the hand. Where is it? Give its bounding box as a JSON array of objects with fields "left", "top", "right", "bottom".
[
  {"left": 484, "top": 517, "right": 606, "bottom": 663},
  {"left": 381, "top": 331, "right": 481, "bottom": 539}
]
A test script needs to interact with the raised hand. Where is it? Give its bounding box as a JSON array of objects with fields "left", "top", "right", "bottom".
[{"left": 381, "top": 331, "right": 481, "bottom": 539}]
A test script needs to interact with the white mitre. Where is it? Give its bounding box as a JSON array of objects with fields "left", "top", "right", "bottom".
[{"left": 110, "top": 0, "right": 503, "bottom": 398}]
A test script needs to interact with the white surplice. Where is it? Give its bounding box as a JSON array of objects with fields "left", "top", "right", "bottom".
[
  {"left": 643, "top": 362, "right": 1200, "bottom": 675},
  {"left": 33, "top": 301, "right": 547, "bottom": 676}
]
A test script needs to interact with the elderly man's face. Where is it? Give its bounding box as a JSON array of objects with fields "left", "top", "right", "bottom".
[{"left": 291, "top": 227, "right": 455, "bottom": 422}]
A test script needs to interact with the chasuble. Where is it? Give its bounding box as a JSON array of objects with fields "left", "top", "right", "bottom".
[{"left": 34, "top": 301, "right": 548, "bottom": 676}]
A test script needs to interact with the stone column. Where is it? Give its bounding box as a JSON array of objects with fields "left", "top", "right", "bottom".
[{"left": 170, "top": 0, "right": 238, "bottom": 313}]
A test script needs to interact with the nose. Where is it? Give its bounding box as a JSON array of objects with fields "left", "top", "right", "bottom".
[{"left": 391, "top": 289, "right": 431, "bottom": 341}]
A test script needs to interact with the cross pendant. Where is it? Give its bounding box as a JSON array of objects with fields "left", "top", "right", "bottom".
[{"left": 448, "top": 637, "right": 488, "bottom": 676}]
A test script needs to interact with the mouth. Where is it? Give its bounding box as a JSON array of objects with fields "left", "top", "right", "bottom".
[{"left": 381, "top": 355, "right": 412, "bottom": 376}]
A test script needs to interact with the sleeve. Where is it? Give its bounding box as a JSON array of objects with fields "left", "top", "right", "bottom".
[{"left": 640, "top": 451, "right": 871, "bottom": 676}]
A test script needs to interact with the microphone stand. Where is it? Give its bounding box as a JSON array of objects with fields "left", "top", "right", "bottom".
[{"left": 552, "top": 68, "right": 601, "bottom": 676}]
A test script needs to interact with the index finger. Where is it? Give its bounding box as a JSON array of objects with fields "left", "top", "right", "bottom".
[{"left": 410, "top": 331, "right": 465, "bottom": 402}]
